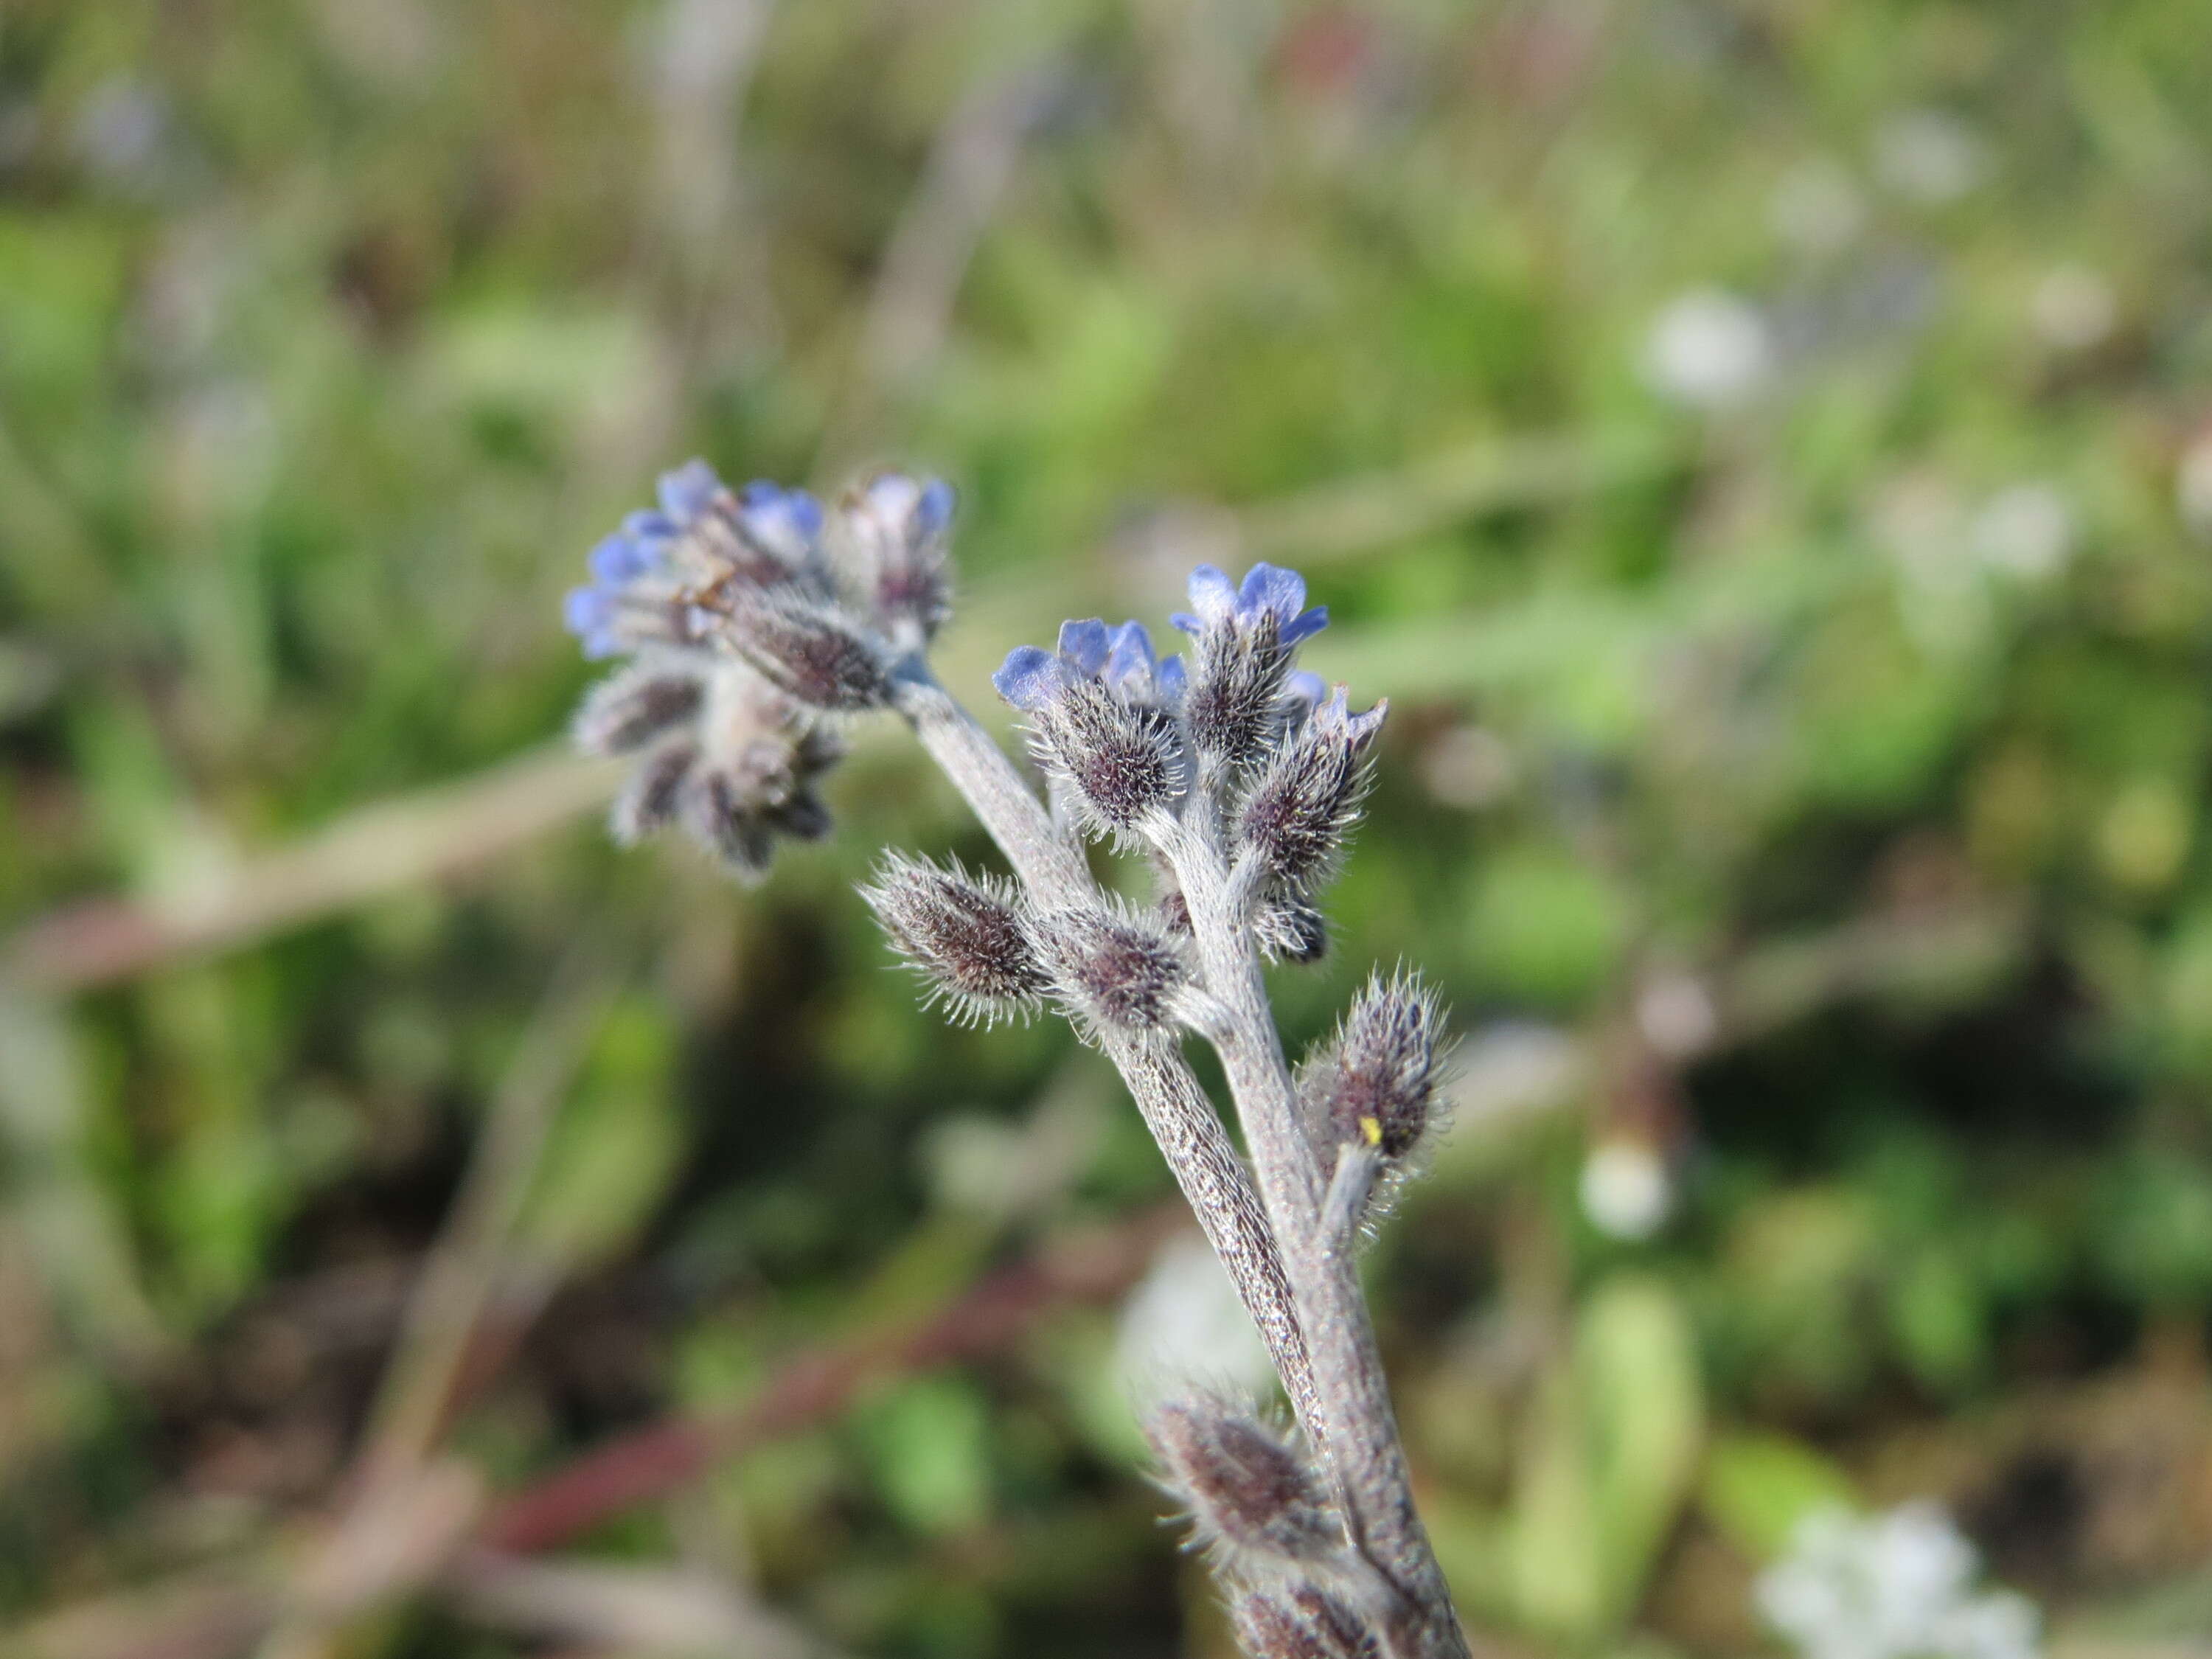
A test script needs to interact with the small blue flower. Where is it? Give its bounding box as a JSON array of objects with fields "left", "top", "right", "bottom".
[
  {"left": 858, "top": 471, "right": 956, "bottom": 538},
  {"left": 736, "top": 479, "right": 824, "bottom": 552},
  {"left": 993, "top": 619, "right": 1186, "bottom": 712},
  {"left": 658, "top": 459, "right": 723, "bottom": 523},
  {"left": 1170, "top": 563, "right": 1328, "bottom": 646},
  {"left": 564, "top": 461, "right": 832, "bottom": 663},
  {"left": 1102, "top": 621, "right": 1186, "bottom": 708}
]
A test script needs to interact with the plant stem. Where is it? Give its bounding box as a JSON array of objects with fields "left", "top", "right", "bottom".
[
  {"left": 890, "top": 665, "right": 1325, "bottom": 1452},
  {"left": 1159, "top": 817, "right": 1470, "bottom": 1659}
]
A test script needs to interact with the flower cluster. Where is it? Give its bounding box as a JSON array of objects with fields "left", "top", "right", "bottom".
[
  {"left": 563, "top": 460, "right": 952, "bottom": 879},
  {"left": 563, "top": 473, "right": 1468, "bottom": 1659}
]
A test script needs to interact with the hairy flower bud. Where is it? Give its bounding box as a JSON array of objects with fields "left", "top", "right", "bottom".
[
  {"left": 588, "top": 658, "right": 846, "bottom": 881},
  {"left": 861, "top": 854, "right": 1048, "bottom": 1026},
  {"left": 1254, "top": 896, "right": 1329, "bottom": 964},
  {"left": 1302, "top": 973, "right": 1448, "bottom": 1161},
  {"left": 996, "top": 620, "right": 1187, "bottom": 840},
  {"left": 1029, "top": 905, "right": 1189, "bottom": 1035},
  {"left": 572, "top": 656, "right": 708, "bottom": 756},
  {"left": 1147, "top": 1399, "right": 1341, "bottom": 1567},
  {"left": 1172, "top": 564, "right": 1329, "bottom": 773},
  {"left": 720, "top": 589, "right": 894, "bottom": 712},
  {"left": 1237, "top": 688, "right": 1387, "bottom": 891},
  {"left": 1232, "top": 1585, "right": 1382, "bottom": 1659},
  {"left": 839, "top": 471, "right": 957, "bottom": 645},
  {"left": 564, "top": 462, "right": 830, "bottom": 660}
]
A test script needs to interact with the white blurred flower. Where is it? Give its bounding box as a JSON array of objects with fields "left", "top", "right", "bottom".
[
  {"left": 1971, "top": 483, "right": 2074, "bottom": 582},
  {"left": 1873, "top": 109, "right": 1988, "bottom": 205},
  {"left": 1114, "top": 1229, "right": 1275, "bottom": 1405},
  {"left": 1758, "top": 1503, "right": 2041, "bottom": 1659},
  {"left": 1642, "top": 288, "right": 1773, "bottom": 410},
  {"left": 1579, "top": 1138, "right": 1672, "bottom": 1241},
  {"left": 2029, "top": 266, "right": 2117, "bottom": 354},
  {"left": 1772, "top": 158, "right": 1869, "bottom": 256},
  {"left": 2176, "top": 429, "right": 2212, "bottom": 543}
]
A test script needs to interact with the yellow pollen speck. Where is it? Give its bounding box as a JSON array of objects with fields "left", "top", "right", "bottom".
[{"left": 1359, "top": 1115, "right": 1382, "bottom": 1147}]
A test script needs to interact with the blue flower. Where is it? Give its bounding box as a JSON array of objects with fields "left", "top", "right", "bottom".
[
  {"left": 735, "top": 478, "right": 824, "bottom": 552},
  {"left": 993, "top": 619, "right": 1186, "bottom": 712},
  {"left": 563, "top": 460, "right": 825, "bottom": 661},
  {"left": 1170, "top": 563, "right": 1327, "bottom": 647}
]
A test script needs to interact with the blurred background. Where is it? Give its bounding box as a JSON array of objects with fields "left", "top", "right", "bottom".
[{"left": 4, "top": 1, "right": 2212, "bottom": 1655}]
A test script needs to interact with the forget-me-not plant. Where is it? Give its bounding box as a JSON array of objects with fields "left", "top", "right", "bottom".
[{"left": 565, "top": 462, "right": 1471, "bottom": 1659}]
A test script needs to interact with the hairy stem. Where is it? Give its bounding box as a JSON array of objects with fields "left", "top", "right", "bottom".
[
  {"left": 1161, "top": 817, "right": 1469, "bottom": 1659},
  {"left": 890, "top": 665, "right": 1325, "bottom": 1450}
]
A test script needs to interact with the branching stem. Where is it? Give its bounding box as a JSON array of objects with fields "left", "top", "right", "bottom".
[
  {"left": 891, "top": 664, "right": 1326, "bottom": 1454},
  {"left": 1157, "top": 813, "right": 1470, "bottom": 1659}
]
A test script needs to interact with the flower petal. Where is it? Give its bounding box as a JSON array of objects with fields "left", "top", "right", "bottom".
[
  {"left": 1057, "top": 619, "right": 1113, "bottom": 676},
  {"left": 992, "top": 644, "right": 1063, "bottom": 709},
  {"left": 1237, "top": 562, "right": 1307, "bottom": 625},
  {"left": 1104, "top": 620, "right": 1156, "bottom": 687},
  {"left": 1281, "top": 605, "right": 1329, "bottom": 646},
  {"left": 1182, "top": 564, "right": 1237, "bottom": 629},
  {"left": 917, "top": 478, "right": 956, "bottom": 535},
  {"left": 657, "top": 459, "right": 723, "bottom": 524},
  {"left": 588, "top": 532, "right": 653, "bottom": 585}
]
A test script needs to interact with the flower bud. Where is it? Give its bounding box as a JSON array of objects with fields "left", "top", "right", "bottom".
[
  {"left": 1237, "top": 688, "right": 1386, "bottom": 891},
  {"left": 1254, "top": 896, "right": 1328, "bottom": 965},
  {"left": 720, "top": 590, "right": 894, "bottom": 712},
  {"left": 594, "top": 659, "right": 846, "bottom": 881},
  {"left": 1231, "top": 1585, "right": 1382, "bottom": 1659},
  {"left": 861, "top": 855, "right": 1049, "bottom": 1027},
  {"left": 1301, "top": 973, "right": 1447, "bottom": 1161},
  {"left": 571, "top": 658, "right": 706, "bottom": 756},
  {"left": 1146, "top": 1399, "right": 1340, "bottom": 1567},
  {"left": 1037, "top": 679, "right": 1183, "bottom": 839},
  {"left": 609, "top": 740, "right": 699, "bottom": 846},
  {"left": 997, "top": 621, "right": 1187, "bottom": 841},
  {"left": 1029, "top": 905, "right": 1189, "bottom": 1035},
  {"left": 840, "top": 471, "right": 957, "bottom": 645},
  {"left": 1172, "top": 564, "right": 1329, "bottom": 772}
]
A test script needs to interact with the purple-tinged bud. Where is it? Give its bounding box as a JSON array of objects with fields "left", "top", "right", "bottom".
[
  {"left": 1029, "top": 905, "right": 1189, "bottom": 1035},
  {"left": 610, "top": 741, "right": 699, "bottom": 846},
  {"left": 588, "top": 654, "right": 848, "bottom": 882},
  {"left": 572, "top": 658, "right": 707, "bottom": 755},
  {"left": 686, "top": 769, "right": 779, "bottom": 878},
  {"left": 1231, "top": 1586, "right": 1382, "bottom": 1659},
  {"left": 1254, "top": 896, "right": 1328, "bottom": 964},
  {"left": 1237, "top": 687, "right": 1388, "bottom": 891},
  {"left": 839, "top": 471, "right": 957, "bottom": 645},
  {"left": 1301, "top": 973, "right": 1448, "bottom": 1161},
  {"left": 1147, "top": 1399, "right": 1341, "bottom": 1567},
  {"left": 1172, "top": 565, "right": 1329, "bottom": 773},
  {"left": 996, "top": 619, "right": 1187, "bottom": 841},
  {"left": 861, "top": 855, "right": 1049, "bottom": 1028},
  {"left": 719, "top": 590, "right": 894, "bottom": 712}
]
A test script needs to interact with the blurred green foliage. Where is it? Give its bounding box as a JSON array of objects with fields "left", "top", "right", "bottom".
[{"left": 4, "top": 0, "right": 2212, "bottom": 1654}]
